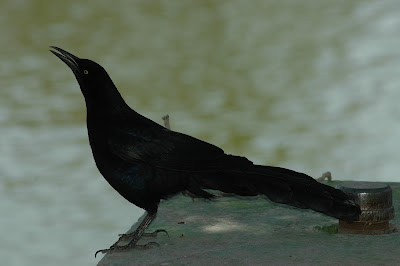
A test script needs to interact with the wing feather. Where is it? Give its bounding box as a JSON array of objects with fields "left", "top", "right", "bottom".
[{"left": 107, "top": 126, "right": 252, "bottom": 172}]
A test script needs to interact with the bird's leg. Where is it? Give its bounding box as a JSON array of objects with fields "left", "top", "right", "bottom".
[{"left": 95, "top": 212, "right": 161, "bottom": 257}]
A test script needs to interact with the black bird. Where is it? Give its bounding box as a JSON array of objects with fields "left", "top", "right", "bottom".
[{"left": 50, "top": 47, "right": 361, "bottom": 256}]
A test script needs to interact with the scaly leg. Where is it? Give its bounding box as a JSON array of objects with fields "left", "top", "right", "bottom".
[{"left": 95, "top": 212, "right": 163, "bottom": 257}]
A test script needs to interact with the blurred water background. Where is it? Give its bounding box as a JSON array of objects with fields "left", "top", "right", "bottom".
[{"left": 2, "top": 0, "right": 400, "bottom": 265}]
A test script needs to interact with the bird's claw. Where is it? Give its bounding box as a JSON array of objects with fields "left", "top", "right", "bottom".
[
  {"left": 94, "top": 242, "right": 160, "bottom": 257},
  {"left": 95, "top": 247, "right": 113, "bottom": 258},
  {"left": 118, "top": 229, "right": 169, "bottom": 240},
  {"left": 143, "top": 229, "right": 169, "bottom": 238}
]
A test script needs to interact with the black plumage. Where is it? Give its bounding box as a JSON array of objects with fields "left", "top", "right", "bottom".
[{"left": 50, "top": 47, "right": 361, "bottom": 256}]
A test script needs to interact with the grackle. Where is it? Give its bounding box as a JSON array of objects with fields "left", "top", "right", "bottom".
[{"left": 50, "top": 46, "right": 361, "bottom": 257}]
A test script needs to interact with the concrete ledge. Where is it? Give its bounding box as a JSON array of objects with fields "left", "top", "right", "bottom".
[{"left": 98, "top": 181, "right": 400, "bottom": 265}]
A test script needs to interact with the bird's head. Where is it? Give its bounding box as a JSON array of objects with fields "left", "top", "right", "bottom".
[{"left": 50, "top": 46, "right": 114, "bottom": 99}]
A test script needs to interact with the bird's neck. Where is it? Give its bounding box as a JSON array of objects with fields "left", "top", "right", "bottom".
[
  {"left": 84, "top": 84, "right": 131, "bottom": 119},
  {"left": 85, "top": 87, "right": 130, "bottom": 153}
]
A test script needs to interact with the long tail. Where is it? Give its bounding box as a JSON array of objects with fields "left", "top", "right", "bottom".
[{"left": 197, "top": 165, "right": 361, "bottom": 222}]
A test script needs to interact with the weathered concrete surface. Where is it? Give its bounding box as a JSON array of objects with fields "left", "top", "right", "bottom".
[{"left": 98, "top": 181, "right": 400, "bottom": 265}]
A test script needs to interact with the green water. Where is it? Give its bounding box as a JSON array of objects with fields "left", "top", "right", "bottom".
[{"left": 2, "top": 1, "right": 400, "bottom": 265}]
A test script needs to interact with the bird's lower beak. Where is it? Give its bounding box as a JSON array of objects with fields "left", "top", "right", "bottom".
[{"left": 50, "top": 46, "right": 80, "bottom": 73}]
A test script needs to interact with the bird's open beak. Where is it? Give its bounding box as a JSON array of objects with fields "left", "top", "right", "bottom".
[{"left": 50, "top": 46, "right": 80, "bottom": 73}]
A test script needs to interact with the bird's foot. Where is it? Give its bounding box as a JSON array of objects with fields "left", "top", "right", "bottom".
[
  {"left": 143, "top": 229, "right": 169, "bottom": 238},
  {"left": 118, "top": 229, "right": 169, "bottom": 240},
  {"left": 95, "top": 242, "right": 159, "bottom": 257}
]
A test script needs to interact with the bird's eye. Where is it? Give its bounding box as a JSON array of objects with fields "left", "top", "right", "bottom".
[{"left": 84, "top": 70, "right": 89, "bottom": 74}]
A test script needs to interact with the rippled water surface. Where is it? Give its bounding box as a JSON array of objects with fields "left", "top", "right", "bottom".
[{"left": 2, "top": 1, "right": 400, "bottom": 265}]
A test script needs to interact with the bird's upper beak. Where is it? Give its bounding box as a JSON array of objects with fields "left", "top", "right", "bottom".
[{"left": 50, "top": 46, "right": 80, "bottom": 73}]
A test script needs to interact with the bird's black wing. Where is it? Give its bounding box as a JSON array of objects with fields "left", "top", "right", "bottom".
[{"left": 107, "top": 125, "right": 253, "bottom": 172}]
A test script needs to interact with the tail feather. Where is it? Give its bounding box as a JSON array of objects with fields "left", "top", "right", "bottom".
[{"left": 202, "top": 165, "right": 361, "bottom": 222}]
